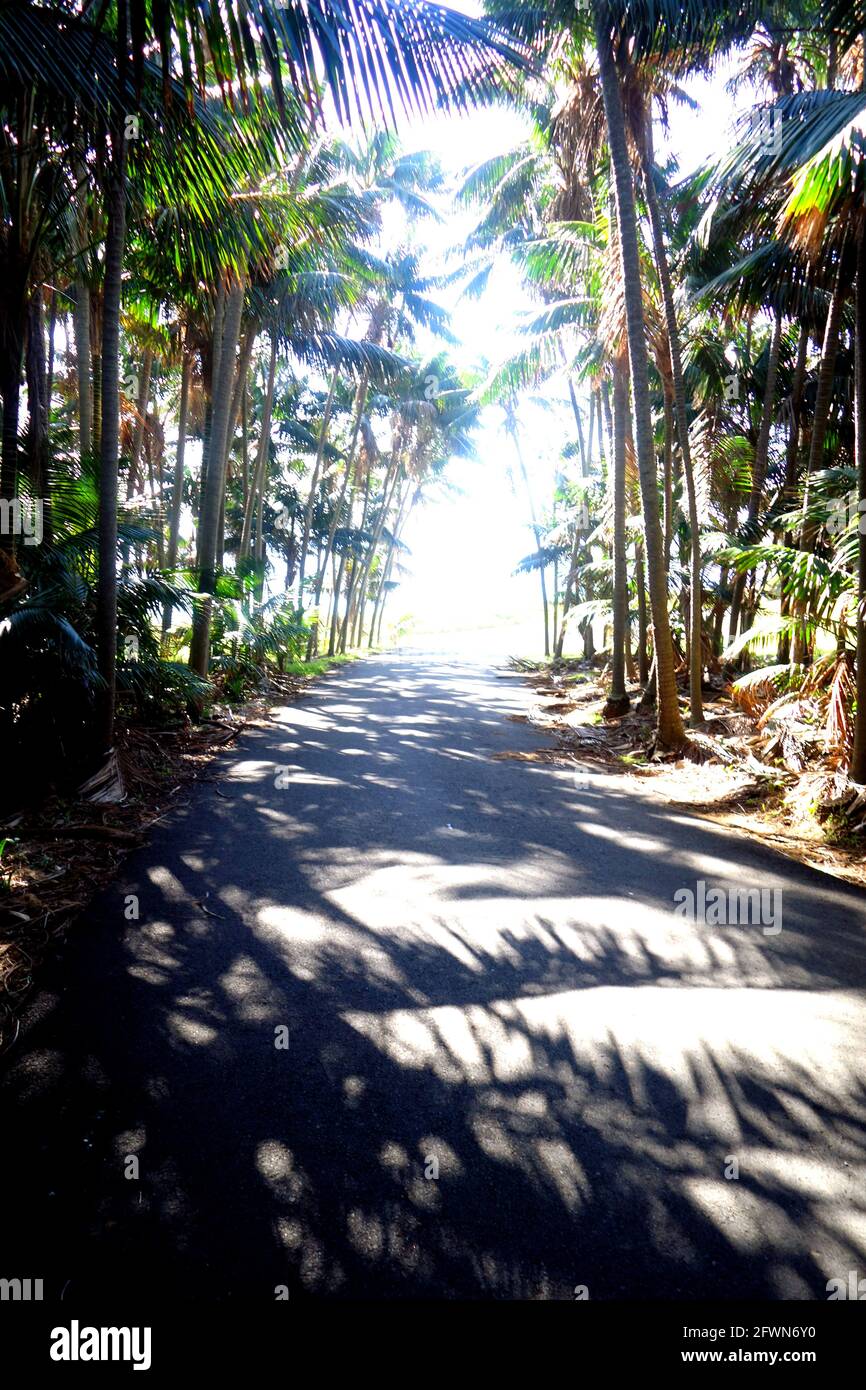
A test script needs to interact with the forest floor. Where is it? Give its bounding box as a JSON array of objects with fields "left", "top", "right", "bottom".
[
  {"left": 0, "top": 655, "right": 357, "bottom": 1053},
  {"left": 508, "top": 657, "right": 866, "bottom": 894}
]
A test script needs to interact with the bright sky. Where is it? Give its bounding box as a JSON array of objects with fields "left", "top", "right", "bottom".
[{"left": 380, "top": 16, "right": 754, "bottom": 653}]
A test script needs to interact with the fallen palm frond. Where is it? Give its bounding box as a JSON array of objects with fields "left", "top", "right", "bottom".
[{"left": 730, "top": 664, "right": 797, "bottom": 717}]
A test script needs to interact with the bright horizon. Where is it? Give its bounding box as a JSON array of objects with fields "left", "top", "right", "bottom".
[{"left": 383, "top": 41, "right": 755, "bottom": 653}]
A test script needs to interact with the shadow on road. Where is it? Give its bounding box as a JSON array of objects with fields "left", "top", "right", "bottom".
[{"left": 2, "top": 655, "right": 866, "bottom": 1300}]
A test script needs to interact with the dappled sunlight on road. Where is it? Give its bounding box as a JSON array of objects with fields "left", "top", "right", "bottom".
[{"left": 3, "top": 655, "right": 866, "bottom": 1301}]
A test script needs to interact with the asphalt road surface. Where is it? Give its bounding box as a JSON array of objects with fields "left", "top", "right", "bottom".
[{"left": 2, "top": 653, "right": 866, "bottom": 1300}]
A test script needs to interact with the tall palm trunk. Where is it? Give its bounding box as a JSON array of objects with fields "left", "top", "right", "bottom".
[
  {"left": 297, "top": 366, "right": 339, "bottom": 607},
  {"left": 328, "top": 548, "right": 350, "bottom": 655},
  {"left": 569, "top": 380, "right": 588, "bottom": 477},
  {"left": 239, "top": 334, "right": 277, "bottom": 565},
  {"left": 640, "top": 108, "right": 703, "bottom": 725},
  {"left": 636, "top": 543, "right": 649, "bottom": 686},
  {"left": 351, "top": 443, "right": 403, "bottom": 648},
  {"left": 91, "top": 338, "right": 102, "bottom": 458},
  {"left": 556, "top": 507, "right": 584, "bottom": 659},
  {"left": 602, "top": 379, "right": 614, "bottom": 462},
  {"left": 778, "top": 323, "right": 809, "bottom": 664},
  {"left": 369, "top": 542, "right": 395, "bottom": 649},
  {"left": 328, "top": 435, "right": 364, "bottom": 655},
  {"left": 25, "top": 290, "right": 49, "bottom": 512},
  {"left": 196, "top": 279, "right": 224, "bottom": 544},
  {"left": 595, "top": 385, "right": 608, "bottom": 476},
  {"left": 126, "top": 347, "right": 153, "bottom": 499},
  {"left": 343, "top": 427, "right": 382, "bottom": 651},
  {"left": 254, "top": 431, "right": 266, "bottom": 603},
  {"left": 369, "top": 483, "right": 411, "bottom": 648},
  {"left": 73, "top": 280, "right": 92, "bottom": 457},
  {"left": 606, "top": 359, "right": 630, "bottom": 714},
  {"left": 94, "top": 126, "right": 127, "bottom": 756},
  {"left": 662, "top": 386, "right": 673, "bottom": 570},
  {"left": 595, "top": 6, "right": 684, "bottom": 747},
  {"left": 793, "top": 265, "right": 847, "bottom": 662},
  {"left": 729, "top": 310, "right": 784, "bottom": 639},
  {"left": 308, "top": 373, "right": 369, "bottom": 656},
  {"left": 851, "top": 231, "right": 866, "bottom": 781},
  {"left": 358, "top": 455, "right": 405, "bottom": 650},
  {"left": 46, "top": 288, "right": 56, "bottom": 418},
  {"left": 162, "top": 342, "right": 192, "bottom": 638},
  {"left": 241, "top": 385, "right": 250, "bottom": 515},
  {"left": 0, "top": 309, "right": 24, "bottom": 549},
  {"left": 189, "top": 275, "right": 244, "bottom": 677},
  {"left": 216, "top": 327, "right": 256, "bottom": 565}
]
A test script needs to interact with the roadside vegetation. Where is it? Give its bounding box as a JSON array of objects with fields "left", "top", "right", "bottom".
[{"left": 463, "top": 1, "right": 866, "bottom": 835}]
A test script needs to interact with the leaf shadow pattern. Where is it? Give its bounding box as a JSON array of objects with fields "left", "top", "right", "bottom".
[{"left": 2, "top": 653, "right": 866, "bottom": 1301}]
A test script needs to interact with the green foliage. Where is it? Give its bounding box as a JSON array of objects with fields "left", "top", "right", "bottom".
[{"left": 208, "top": 596, "right": 310, "bottom": 699}]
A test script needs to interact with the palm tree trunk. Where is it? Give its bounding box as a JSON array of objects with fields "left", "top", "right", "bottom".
[
  {"left": 556, "top": 516, "right": 582, "bottom": 659},
  {"left": 606, "top": 360, "right": 630, "bottom": 713},
  {"left": 369, "top": 547, "right": 393, "bottom": 648},
  {"left": 793, "top": 266, "right": 847, "bottom": 662},
  {"left": 94, "top": 117, "right": 127, "bottom": 757},
  {"left": 352, "top": 448, "right": 402, "bottom": 647},
  {"left": 569, "top": 380, "right": 588, "bottom": 477},
  {"left": 46, "top": 287, "right": 56, "bottom": 421},
  {"left": 126, "top": 347, "right": 153, "bottom": 499},
  {"left": 369, "top": 477, "right": 412, "bottom": 649},
  {"left": 42, "top": 287, "right": 57, "bottom": 534},
  {"left": 328, "top": 549, "right": 349, "bottom": 655},
  {"left": 297, "top": 366, "right": 339, "bottom": 606},
  {"left": 851, "top": 230, "right": 866, "bottom": 780},
  {"left": 641, "top": 113, "right": 703, "bottom": 724},
  {"left": 602, "top": 379, "right": 614, "bottom": 463},
  {"left": 729, "top": 310, "right": 784, "bottom": 637},
  {"left": 239, "top": 334, "right": 277, "bottom": 564},
  {"left": 0, "top": 319, "right": 24, "bottom": 549},
  {"left": 91, "top": 341, "right": 102, "bottom": 458},
  {"left": 241, "top": 384, "right": 250, "bottom": 515},
  {"left": 73, "top": 281, "right": 92, "bottom": 456},
  {"left": 595, "top": 386, "right": 608, "bottom": 477},
  {"left": 197, "top": 277, "right": 226, "bottom": 545},
  {"left": 254, "top": 444, "right": 266, "bottom": 604},
  {"left": 216, "top": 327, "right": 255, "bottom": 566},
  {"left": 778, "top": 323, "right": 809, "bottom": 664},
  {"left": 343, "top": 432, "right": 379, "bottom": 651},
  {"left": 162, "top": 341, "right": 192, "bottom": 637},
  {"left": 189, "top": 275, "right": 244, "bottom": 677},
  {"left": 595, "top": 8, "right": 684, "bottom": 747},
  {"left": 662, "top": 386, "right": 673, "bottom": 570},
  {"left": 25, "top": 290, "right": 49, "bottom": 509},
  {"left": 309, "top": 373, "right": 369, "bottom": 653},
  {"left": 636, "top": 543, "right": 649, "bottom": 686}
]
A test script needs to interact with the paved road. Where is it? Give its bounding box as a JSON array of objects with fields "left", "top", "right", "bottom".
[{"left": 2, "top": 653, "right": 866, "bottom": 1300}]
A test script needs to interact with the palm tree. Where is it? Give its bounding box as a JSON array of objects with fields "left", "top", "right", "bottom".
[
  {"left": 592, "top": 3, "right": 684, "bottom": 747},
  {"left": 634, "top": 93, "right": 704, "bottom": 724},
  {"left": 695, "top": 16, "right": 866, "bottom": 774},
  {"left": 76, "top": 0, "right": 527, "bottom": 756},
  {"left": 0, "top": 7, "right": 117, "bottom": 538},
  {"left": 607, "top": 358, "right": 631, "bottom": 713},
  {"left": 852, "top": 218, "right": 866, "bottom": 781}
]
